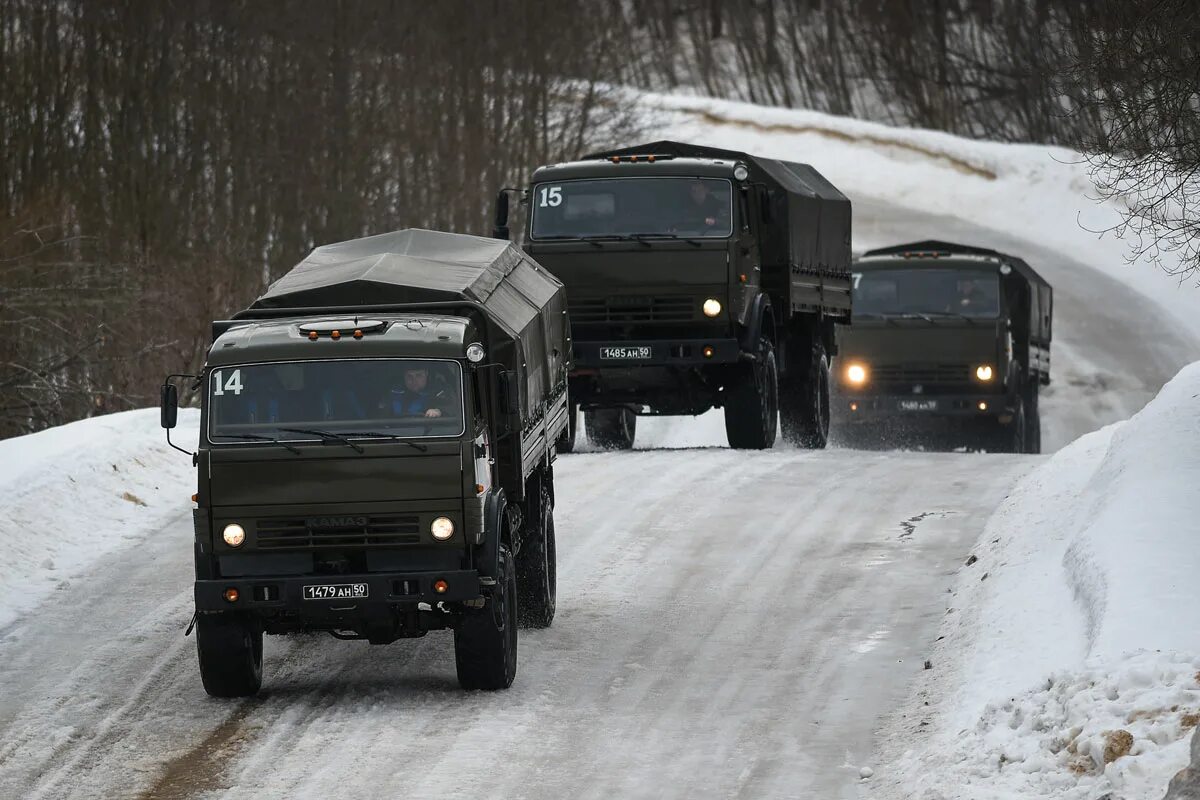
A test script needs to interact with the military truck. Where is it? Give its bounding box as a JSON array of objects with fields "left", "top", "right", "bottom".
[
  {"left": 834, "top": 240, "right": 1052, "bottom": 453},
  {"left": 494, "top": 140, "right": 852, "bottom": 450},
  {"left": 160, "top": 229, "right": 570, "bottom": 696}
]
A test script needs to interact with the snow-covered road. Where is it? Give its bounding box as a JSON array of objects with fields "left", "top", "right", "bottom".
[{"left": 0, "top": 446, "right": 1027, "bottom": 800}]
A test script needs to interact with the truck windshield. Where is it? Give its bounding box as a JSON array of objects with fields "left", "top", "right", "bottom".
[
  {"left": 207, "top": 359, "right": 465, "bottom": 442},
  {"left": 853, "top": 268, "right": 1000, "bottom": 319},
  {"left": 530, "top": 177, "right": 733, "bottom": 240}
]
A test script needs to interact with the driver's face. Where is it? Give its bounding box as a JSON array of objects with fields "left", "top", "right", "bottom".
[
  {"left": 690, "top": 182, "right": 708, "bottom": 204},
  {"left": 404, "top": 369, "right": 428, "bottom": 392}
]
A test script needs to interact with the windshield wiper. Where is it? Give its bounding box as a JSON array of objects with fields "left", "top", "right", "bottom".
[
  {"left": 339, "top": 431, "right": 429, "bottom": 452},
  {"left": 214, "top": 433, "right": 302, "bottom": 455},
  {"left": 629, "top": 232, "right": 702, "bottom": 247},
  {"left": 579, "top": 234, "right": 650, "bottom": 248},
  {"left": 853, "top": 312, "right": 899, "bottom": 326},
  {"left": 921, "top": 310, "right": 977, "bottom": 324},
  {"left": 277, "top": 427, "right": 364, "bottom": 453}
]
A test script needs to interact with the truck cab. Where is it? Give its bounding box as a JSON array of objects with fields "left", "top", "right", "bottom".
[{"left": 834, "top": 241, "right": 1052, "bottom": 452}]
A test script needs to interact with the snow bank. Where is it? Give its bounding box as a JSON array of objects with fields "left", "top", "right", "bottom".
[
  {"left": 640, "top": 92, "right": 1200, "bottom": 343},
  {"left": 0, "top": 409, "right": 198, "bottom": 630},
  {"left": 887, "top": 362, "right": 1200, "bottom": 799}
]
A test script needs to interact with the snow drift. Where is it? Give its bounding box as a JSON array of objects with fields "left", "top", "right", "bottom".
[
  {"left": 0, "top": 409, "right": 198, "bottom": 631},
  {"left": 888, "top": 361, "right": 1200, "bottom": 799}
]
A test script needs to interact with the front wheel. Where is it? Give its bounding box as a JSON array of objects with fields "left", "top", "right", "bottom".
[
  {"left": 455, "top": 545, "right": 518, "bottom": 690},
  {"left": 724, "top": 336, "right": 779, "bottom": 450},
  {"left": 196, "top": 612, "right": 263, "bottom": 698},
  {"left": 585, "top": 407, "right": 636, "bottom": 450}
]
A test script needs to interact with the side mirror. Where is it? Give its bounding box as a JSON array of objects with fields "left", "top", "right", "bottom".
[
  {"left": 160, "top": 383, "right": 179, "bottom": 429},
  {"left": 501, "top": 370, "right": 521, "bottom": 415},
  {"left": 492, "top": 190, "right": 510, "bottom": 240}
]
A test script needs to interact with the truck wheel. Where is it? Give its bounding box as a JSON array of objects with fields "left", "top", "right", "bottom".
[
  {"left": 556, "top": 402, "right": 578, "bottom": 454},
  {"left": 196, "top": 612, "right": 263, "bottom": 698},
  {"left": 781, "top": 344, "right": 830, "bottom": 449},
  {"left": 1025, "top": 385, "right": 1042, "bottom": 454},
  {"left": 995, "top": 398, "right": 1027, "bottom": 453},
  {"left": 724, "top": 337, "right": 779, "bottom": 450},
  {"left": 585, "top": 407, "right": 636, "bottom": 450},
  {"left": 517, "top": 486, "right": 556, "bottom": 629},
  {"left": 455, "top": 544, "right": 518, "bottom": 690}
]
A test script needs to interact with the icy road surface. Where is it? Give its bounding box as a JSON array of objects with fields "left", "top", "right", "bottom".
[{"left": 0, "top": 448, "right": 1027, "bottom": 800}]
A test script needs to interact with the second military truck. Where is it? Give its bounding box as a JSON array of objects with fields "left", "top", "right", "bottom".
[
  {"left": 834, "top": 240, "right": 1052, "bottom": 453},
  {"left": 495, "top": 140, "right": 852, "bottom": 450},
  {"left": 161, "top": 229, "right": 570, "bottom": 696}
]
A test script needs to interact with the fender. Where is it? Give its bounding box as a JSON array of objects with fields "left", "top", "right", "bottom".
[
  {"left": 738, "top": 293, "right": 775, "bottom": 351},
  {"left": 476, "top": 487, "right": 507, "bottom": 580}
]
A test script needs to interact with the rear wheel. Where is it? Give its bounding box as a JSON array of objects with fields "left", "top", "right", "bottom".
[
  {"left": 455, "top": 544, "right": 518, "bottom": 690},
  {"left": 781, "top": 343, "right": 830, "bottom": 449},
  {"left": 1025, "top": 384, "right": 1042, "bottom": 454},
  {"left": 725, "top": 336, "right": 779, "bottom": 450},
  {"left": 556, "top": 402, "right": 578, "bottom": 454},
  {"left": 196, "top": 612, "right": 263, "bottom": 698},
  {"left": 517, "top": 486, "right": 556, "bottom": 629},
  {"left": 585, "top": 407, "right": 636, "bottom": 450}
]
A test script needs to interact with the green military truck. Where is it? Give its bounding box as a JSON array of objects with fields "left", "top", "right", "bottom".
[
  {"left": 160, "top": 229, "right": 570, "bottom": 696},
  {"left": 494, "top": 140, "right": 852, "bottom": 450},
  {"left": 834, "top": 240, "right": 1052, "bottom": 453}
]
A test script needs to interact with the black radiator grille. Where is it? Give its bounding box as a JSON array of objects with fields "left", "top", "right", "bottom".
[
  {"left": 255, "top": 515, "right": 421, "bottom": 550},
  {"left": 873, "top": 363, "right": 973, "bottom": 385},
  {"left": 569, "top": 296, "right": 695, "bottom": 324}
]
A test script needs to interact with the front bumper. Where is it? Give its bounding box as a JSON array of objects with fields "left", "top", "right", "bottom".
[
  {"left": 571, "top": 337, "right": 742, "bottom": 370},
  {"left": 835, "top": 393, "right": 1011, "bottom": 422},
  {"left": 195, "top": 569, "right": 482, "bottom": 613}
]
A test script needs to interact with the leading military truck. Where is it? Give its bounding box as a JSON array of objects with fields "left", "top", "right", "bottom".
[
  {"left": 494, "top": 140, "right": 852, "bottom": 450},
  {"left": 160, "top": 229, "right": 570, "bottom": 696},
  {"left": 833, "top": 240, "right": 1052, "bottom": 453}
]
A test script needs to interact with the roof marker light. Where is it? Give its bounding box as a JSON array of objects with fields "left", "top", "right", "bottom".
[
  {"left": 466, "top": 343, "right": 486, "bottom": 363},
  {"left": 733, "top": 164, "right": 750, "bottom": 181}
]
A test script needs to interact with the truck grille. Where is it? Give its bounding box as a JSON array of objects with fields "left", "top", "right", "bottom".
[
  {"left": 255, "top": 515, "right": 421, "bottom": 550},
  {"left": 569, "top": 295, "right": 695, "bottom": 324},
  {"left": 873, "top": 363, "right": 972, "bottom": 385}
]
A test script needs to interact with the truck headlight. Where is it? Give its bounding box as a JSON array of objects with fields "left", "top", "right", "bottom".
[
  {"left": 431, "top": 516, "right": 455, "bottom": 541},
  {"left": 222, "top": 523, "right": 246, "bottom": 548},
  {"left": 702, "top": 298, "right": 722, "bottom": 317},
  {"left": 845, "top": 363, "right": 868, "bottom": 386},
  {"left": 975, "top": 365, "right": 994, "bottom": 381}
]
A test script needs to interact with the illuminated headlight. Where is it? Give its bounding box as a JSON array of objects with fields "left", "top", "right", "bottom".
[
  {"left": 466, "top": 343, "right": 486, "bottom": 363},
  {"left": 975, "top": 365, "right": 994, "bottom": 381},
  {"left": 702, "top": 298, "right": 723, "bottom": 317},
  {"left": 431, "top": 516, "right": 455, "bottom": 541},
  {"left": 222, "top": 523, "right": 246, "bottom": 548},
  {"left": 845, "top": 363, "right": 868, "bottom": 386}
]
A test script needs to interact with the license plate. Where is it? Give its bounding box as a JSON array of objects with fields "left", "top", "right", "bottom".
[
  {"left": 303, "top": 583, "right": 369, "bottom": 600},
  {"left": 600, "top": 345, "right": 652, "bottom": 360},
  {"left": 899, "top": 399, "right": 938, "bottom": 411}
]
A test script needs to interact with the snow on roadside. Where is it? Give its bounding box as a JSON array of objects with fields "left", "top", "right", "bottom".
[
  {"left": 0, "top": 409, "right": 197, "bottom": 631},
  {"left": 640, "top": 91, "right": 1200, "bottom": 343},
  {"left": 882, "top": 361, "right": 1200, "bottom": 799}
]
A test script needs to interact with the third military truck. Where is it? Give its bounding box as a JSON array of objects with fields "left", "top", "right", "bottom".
[
  {"left": 495, "top": 140, "right": 852, "bottom": 451},
  {"left": 834, "top": 241, "right": 1052, "bottom": 453}
]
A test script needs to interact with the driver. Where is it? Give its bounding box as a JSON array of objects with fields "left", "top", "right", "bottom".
[
  {"left": 686, "top": 179, "right": 727, "bottom": 230},
  {"left": 388, "top": 366, "right": 447, "bottom": 418}
]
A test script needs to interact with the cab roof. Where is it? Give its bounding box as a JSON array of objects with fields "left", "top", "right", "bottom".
[
  {"left": 530, "top": 155, "right": 739, "bottom": 182},
  {"left": 208, "top": 314, "right": 474, "bottom": 368},
  {"left": 858, "top": 240, "right": 1050, "bottom": 289}
]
